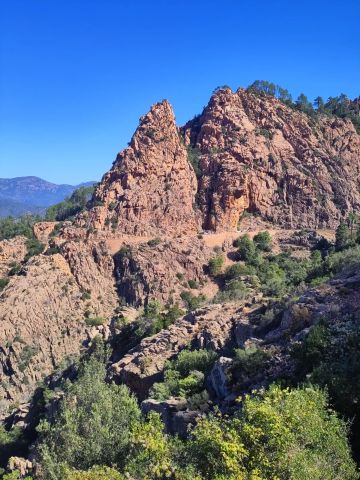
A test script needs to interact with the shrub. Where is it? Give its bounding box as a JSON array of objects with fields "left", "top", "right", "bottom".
[
  {"left": 207, "top": 256, "right": 224, "bottom": 276},
  {"left": 84, "top": 317, "right": 106, "bottom": 327},
  {"left": 187, "top": 385, "right": 357, "bottom": 480},
  {"left": 231, "top": 346, "right": 270, "bottom": 386},
  {"left": 172, "top": 349, "right": 218, "bottom": 377},
  {"left": 180, "top": 291, "right": 206, "bottom": 311},
  {"left": 45, "top": 245, "right": 62, "bottom": 255},
  {"left": 19, "top": 345, "right": 39, "bottom": 371},
  {"left": 150, "top": 349, "right": 217, "bottom": 401},
  {"left": 188, "top": 279, "right": 198, "bottom": 289},
  {"left": 335, "top": 221, "right": 351, "bottom": 251},
  {"left": 0, "top": 215, "right": 39, "bottom": 241},
  {"left": 125, "top": 412, "right": 195, "bottom": 480},
  {"left": 186, "top": 145, "right": 202, "bottom": 179},
  {"left": 234, "top": 235, "right": 258, "bottom": 262},
  {"left": 24, "top": 238, "right": 44, "bottom": 261},
  {"left": 135, "top": 302, "right": 184, "bottom": 338},
  {"left": 81, "top": 290, "right": 91, "bottom": 301},
  {"left": 63, "top": 467, "right": 124, "bottom": 480},
  {"left": 223, "top": 263, "right": 256, "bottom": 280},
  {"left": 147, "top": 238, "right": 161, "bottom": 247},
  {"left": 253, "top": 230, "right": 272, "bottom": 252},
  {"left": 0, "top": 277, "right": 9, "bottom": 291},
  {"left": 8, "top": 263, "right": 21, "bottom": 276},
  {"left": 257, "top": 128, "right": 273, "bottom": 139},
  {"left": 36, "top": 354, "right": 141, "bottom": 478}
]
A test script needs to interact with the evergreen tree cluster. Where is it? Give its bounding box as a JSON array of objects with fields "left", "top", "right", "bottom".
[{"left": 247, "top": 80, "right": 360, "bottom": 132}]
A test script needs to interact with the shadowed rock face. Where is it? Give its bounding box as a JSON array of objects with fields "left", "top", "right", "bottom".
[{"left": 182, "top": 88, "right": 360, "bottom": 231}]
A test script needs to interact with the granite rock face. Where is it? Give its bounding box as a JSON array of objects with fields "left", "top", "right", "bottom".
[
  {"left": 79, "top": 100, "right": 200, "bottom": 236},
  {"left": 0, "top": 240, "right": 117, "bottom": 415},
  {"left": 182, "top": 88, "right": 360, "bottom": 231}
]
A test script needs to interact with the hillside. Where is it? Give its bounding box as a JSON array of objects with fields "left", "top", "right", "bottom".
[
  {"left": 0, "top": 177, "right": 95, "bottom": 217},
  {"left": 0, "top": 85, "right": 360, "bottom": 478}
]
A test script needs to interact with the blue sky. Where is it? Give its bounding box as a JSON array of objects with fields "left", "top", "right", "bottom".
[{"left": 0, "top": 0, "right": 359, "bottom": 184}]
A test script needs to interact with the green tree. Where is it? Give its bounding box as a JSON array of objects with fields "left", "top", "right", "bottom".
[
  {"left": 36, "top": 354, "right": 141, "bottom": 479},
  {"left": 208, "top": 256, "right": 224, "bottom": 276},
  {"left": 187, "top": 385, "right": 357, "bottom": 480},
  {"left": 234, "top": 235, "right": 258, "bottom": 262},
  {"left": 314, "top": 96, "right": 325, "bottom": 112},
  {"left": 296, "top": 93, "right": 315, "bottom": 115},
  {"left": 126, "top": 412, "right": 196, "bottom": 480},
  {"left": 335, "top": 221, "right": 350, "bottom": 251},
  {"left": 45, "top": 186, "right": 94, "bottom": 222},
  {"left": 253, "top": 230, "right": 272, "bottom": 252},
  {"left": 0, "top": 215, "right": 39, "bottom": 241}
]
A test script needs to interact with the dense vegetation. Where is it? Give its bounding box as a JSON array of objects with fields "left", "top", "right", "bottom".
[
  {"left": 209, "top": 220, "right": 360, "bottom": 305},
  {"left": 11, "top": 343, "right": 354, "bottom": 480},
  {"left": 0, "top": 215, "right": 40, "bottom": 241},
  {"left": 45, "top": 186, "right": 95, "bottom": 222}
]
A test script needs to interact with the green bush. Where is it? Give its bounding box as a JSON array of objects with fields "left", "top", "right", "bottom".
[
  {"left": 231, "top": 346, "right": 270, "bottom": 388},
  {"left": 186, "top": 145, "right": 202, "bottom": 179},
  {"left": 24, "top": 237, "right": 44, "bottom": 261},
  {"left": 63, "top": 466, "right": 124, "bottom": 479},
  {"left": 335, "top": 221, "right": 351, "bottom": 251},
  {"left": 208, "top": 256, "right": 224, "bottom": 276},
  {"left": 150, "top": 349, "right": 217, "bottom": 401},
  {"left": 36, "top": 354, "right": 141, "bottom": 478},
  {"left": 147, "top": 238, "right": 161, "bottom": 248},
  {"left": 0, "top": 215, "right": 39, "bottom": 241},
  {"left": 84, "top": 317, "right": 106, "bottom": 327},
  {"left": 134, "top": 302, "right": 184, "bottom": 339},
  {"left": 253, "top": 230, "right": 272, "bottom": 252},
  {"left": 180, "top": 291, "right": 206, "bottom": 311},
  {"left": 234, "top": 235, "right": 258, "bottom": 262},
  {"left": 188, "top": 279, "right": 199, "bottom": 289},
  {"left": 186, "top": 385, "right": 357, "bottom": 480},
  {"left": 0, "top": 278, "right": 9, "bottom": 291},
  {"left": 172, "top": 349, "right": 218, "bottom": 377}
]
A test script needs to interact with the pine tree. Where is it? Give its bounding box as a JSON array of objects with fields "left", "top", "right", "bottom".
[{"left": 335, "top": 221, "right": 350, "bottom": 251}]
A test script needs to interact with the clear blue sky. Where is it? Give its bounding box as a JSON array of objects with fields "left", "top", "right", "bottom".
[{"left": 1, "top": 0, "right": 359, "bottom": 184}]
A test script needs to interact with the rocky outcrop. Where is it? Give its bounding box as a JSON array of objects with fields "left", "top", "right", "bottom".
[
  {"left": 114, "top": 236, "right": 211, "bottom": 306},
  {"left": 0, "top": 236, "right": 27, "bottom": 277},
  {"left": 0, "top": 241, "right": 118, "bottom": 415},
  {"left": 33, "top": 222, "right": 56, "bottom": 243},
  {"left": 141, "top": 397, "right": 200, "bottom": 437},
  {"left": 78, "top": 100, "right": 200, "bottom": 236},
  {"left": 110, "top": 303, "right": 242, "bottom": 399},
  {"left": 182, "top": 88, "right": 360, "bottom": 231}
]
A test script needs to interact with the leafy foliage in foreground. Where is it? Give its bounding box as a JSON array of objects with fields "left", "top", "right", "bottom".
[
  {"left": 36, "top": 353, "right": 140, "bottom": 479},
  {"left": 35, "top": 377, "right": 357, "bottom": 480}
]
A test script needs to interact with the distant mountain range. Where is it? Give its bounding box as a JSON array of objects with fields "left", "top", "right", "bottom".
[{"left": 0, "top": 176, "right": 96, "bottom": 217}]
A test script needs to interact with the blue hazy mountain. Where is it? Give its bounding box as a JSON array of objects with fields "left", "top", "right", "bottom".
[{"left": 0, "top": 176, "right": 96, "bottom": 217}]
